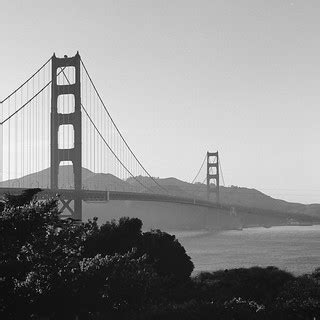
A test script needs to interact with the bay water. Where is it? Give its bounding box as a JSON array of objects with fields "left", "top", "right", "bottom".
[{"left": 173, "top": 225, "right": 320, "bottom": 275}]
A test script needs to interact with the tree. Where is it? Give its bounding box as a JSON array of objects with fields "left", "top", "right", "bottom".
[
  {"left": 140, "top": 230, "right": 194, "bottom": 282},
  {"left": 15, "top": 251, "right": 159, "bottom": 319},
  {"left": 0, "top": 192, "right": 60, "bottom": 319},
  {"left": 273, "top": 275, "right": 320, "bottom": 319},
  {"left": 193, "top": 266, "right": 294, "bottom": 306},
  {"left": 0, "top": 191, "right": 161, "bottom": 319},
  {"left": 83, "top": 219, "right": 194, "bottom": 282},
  {"left": 84, "top": 217, "right": 143, "bottom": 257}
]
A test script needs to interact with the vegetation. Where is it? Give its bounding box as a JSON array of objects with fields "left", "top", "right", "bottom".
[{"left": 0, "top": 190, "right": 320, "bottom": 319}]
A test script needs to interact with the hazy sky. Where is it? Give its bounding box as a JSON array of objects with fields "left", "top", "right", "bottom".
[{"left": 1, "top": 0, "right": 320, "bottom": 203}]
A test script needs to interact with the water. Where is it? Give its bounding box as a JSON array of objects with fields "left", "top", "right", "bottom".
[{"left": 173, "top": 225, "right": 320, "bottom": 275}]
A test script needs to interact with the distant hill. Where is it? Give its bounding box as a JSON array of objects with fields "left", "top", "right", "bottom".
[
  {"left": 0, "top": 166, "right": 134, "bottom": 192},
  {"left": 1, "top": 166, "right": 320, "bottom": 219},
  {"left": 129, "top": 176, "right": 320, "bottom": 219}
]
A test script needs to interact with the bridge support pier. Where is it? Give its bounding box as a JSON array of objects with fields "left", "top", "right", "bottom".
[{"left": 51, "top": 52, "right": 82, "bottom": 220}]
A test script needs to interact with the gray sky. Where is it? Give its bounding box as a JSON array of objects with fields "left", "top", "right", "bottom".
[{"left": 1, "top": 0, "right": 320, "bottom": 203}]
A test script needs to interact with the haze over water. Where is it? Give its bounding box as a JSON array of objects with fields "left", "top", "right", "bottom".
[{"left": 174, "top": 225, "right": 320, "bottom": 275}]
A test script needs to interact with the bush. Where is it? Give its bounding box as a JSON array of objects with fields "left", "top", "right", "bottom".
[
  {"left": 15, "top": 251, "right": 159, "bottom": 319},
  {"left": 84, "top": 217, "right": 143, "bottom": 256},
  {"left": 0, "top": 191, "right": 194, "bottom": 319},
  {"left": 2, "top": 189, "right": 320, "bottom": 320},
  {"left": 83, "top": 219, "right": 194, "bottom": 282},
  {"left": 0, "top": 192, "right": 161, "bottom": 319},
  {"left": 193, "top": 266, "right": 294, "bottom": 306},
  {"left": 220, "top": 297, "right": 266, "bottom": 320},
  {"left": 0, "top": 195, "right": 61, "bottom": 319},
  {"left": 273, "top": 275, "right": 320, "bottom": 319},
  {"left": 140, "top": 298, "right": 266, "bottom": 320},
  {"left": 140, "top": 230, "right": 194, "bottom": 282},
  {"left": 140, "top": 300, "right": 216, "bottom": 320}
]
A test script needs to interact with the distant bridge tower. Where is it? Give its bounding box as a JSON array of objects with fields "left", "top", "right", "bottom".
[
  {"left": 206, "top": 151, "right": 219, "bottom": 203},
  {"left": 51, "top": 52, "right": 82, "bottom": 219}
]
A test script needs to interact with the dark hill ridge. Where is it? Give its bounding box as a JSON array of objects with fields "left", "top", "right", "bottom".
[
  {"left": 0, "top": 166, "right": 134, "bottom": 192},
  {"left": 1, "top": 166, "right": 319, "bottom": 219},
  {"left": 128, "top": 176, "right": 320, "bottom": 219},
  {"left": 0, "top": 166, "right": 94, "bottom": 189},
  {"left": 126, "top": 176, "right": 196, "bottom": 198}
]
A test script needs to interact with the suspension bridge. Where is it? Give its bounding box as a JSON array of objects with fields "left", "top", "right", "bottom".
[{"left": 0, "top": 52, "right": 225, "bottom": 221}]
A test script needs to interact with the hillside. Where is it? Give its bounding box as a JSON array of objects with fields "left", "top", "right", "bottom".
[
  {"left": 1, "top": 166, "right": 319, "bottom": 219},
  {"left": 0, "top": 166, "right": 134, "bottom": 192},
  {"left": 130, "top": 176, "right": 320, "bottom": 219}
]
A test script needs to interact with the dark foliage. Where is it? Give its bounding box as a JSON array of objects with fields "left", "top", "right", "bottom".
[
  {"left": 140, "top": 298, "right": 267, "bottom": 320},
  {"left": 1, "top": 189, "right": 320, "bottom": 320},
  {"left": 3, "top": 188, "right": 42, "bottom": 208},
  {"left": 0, "top": 191, "right": 159, "bottom": 319},
  {"left": 140, "top": 229, "right": 194, "bottom": 282},
  {"left": 84, "top": 216, "right": 143, "bottom": 256},
  {"left": 272, "top": 275, "right": 320, "bottom": 319},
  {"left": 0, "top": 191, "right": 192, "bottom": 319},
  {"left": 83, "top": 218, "right": 194, "bottom": 281},
  {"left": 193, "top": 266, "right": 294, "bottom": 306}
]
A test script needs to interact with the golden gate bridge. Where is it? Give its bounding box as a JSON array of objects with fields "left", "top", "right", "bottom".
[{"left": 0, "top": 52, "right": 222, "bottom": 220}]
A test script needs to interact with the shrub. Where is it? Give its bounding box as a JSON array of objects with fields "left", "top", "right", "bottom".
[
  {"left": 193, "top": 266, "right": 294, "bottom": 306},
  {"left": 0, "top": 192, "right": 161, "bottom": 319},
  {"left": 15, "top": 251, "right": 159, "bottom": 319},
  {"left": 83, "top": 219, "right": 194, "bottom": 282},
  {"left": 140, "top": 230, "right": 194, "bottom": 282},
  {"left": 84, "top": 217, "right": 143, "bottom": 256},
  {"left": 273, "top": 275, "right": 320, "bottom": 319}
]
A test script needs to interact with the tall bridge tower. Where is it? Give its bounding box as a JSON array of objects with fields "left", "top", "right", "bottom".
[
  {"left": 51, "top": 52, "right": 82, "bottom": 219},
  {"left": 206, "top": 151, "right": 219, "bottom": 203}
]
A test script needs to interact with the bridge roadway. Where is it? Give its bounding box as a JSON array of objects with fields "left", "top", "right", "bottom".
[
  {"left": 0, "top": 187, "right": 230, "bottom": 212},
  {"left": 2, "top": 187, "right": 311, "bottom": 227}
]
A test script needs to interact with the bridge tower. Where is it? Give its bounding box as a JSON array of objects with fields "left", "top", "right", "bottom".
[
  {"left": 51, "top": 52, "right": 82, "bottom": 219},
  {"left": 206, "top": 151, "right": 219, "bottom": 203}
]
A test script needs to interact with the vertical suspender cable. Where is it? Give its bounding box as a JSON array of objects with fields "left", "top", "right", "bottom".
[
  {"left": 93, "top": 84, "right": 96, "bottom": 175},
  {"left": 8, "top": 97, "right": 11, "bottom": 185},
  {"left": 15, "top": 92, "right": 17, "bottom": 181},
  {"left": 21, "top": 85, "right": 24, "bottom": 185},
  {"left": 32, "top": 75, "right": 35, "bottom": 182},
  {"left": 47, "top": 63, "right": 50, "bottom": 188}
]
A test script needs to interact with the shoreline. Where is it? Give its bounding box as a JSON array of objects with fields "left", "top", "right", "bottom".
[{"left": 167, "top": 222, "right": 320, "bottom": 234}]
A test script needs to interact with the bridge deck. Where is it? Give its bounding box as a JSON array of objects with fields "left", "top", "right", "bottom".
[
  {"left": 0, "top": 187, "right": 314, "bottom": 223},
  {"left": 0, "top": 187, "right": 228, "bottom": 211}
]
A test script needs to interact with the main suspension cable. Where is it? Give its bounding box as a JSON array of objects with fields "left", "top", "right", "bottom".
[
  {"left": 60, "top": 70, "right": 155, "bottom": 194},
  {"left": 219, "top": 156, "right": 226, "bottom": 186},
  {"left": 0, "top": 57, "right": 52, "bottom": 104},
  {"left": 80, "top": 58, "right": 169, "bottom": 194},
  {"left": 191, "top": 153, "right": 207, "bottom": 184},
  {"left": 0, "top": 64, "right": 67, "bottom": 125}
]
